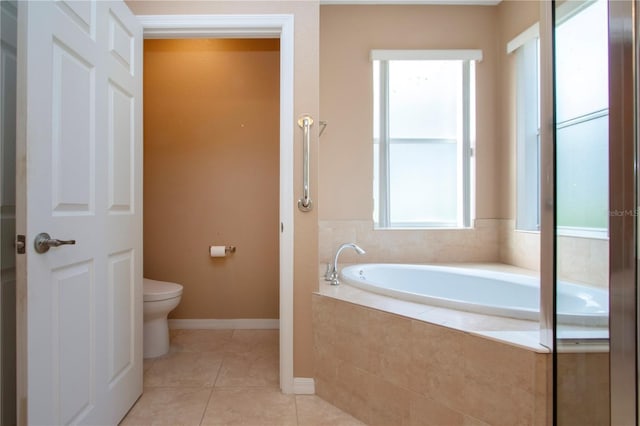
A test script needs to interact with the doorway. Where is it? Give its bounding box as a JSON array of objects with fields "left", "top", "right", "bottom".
[
  {"left": 142, "top": 37, "right": 281, "bottom": 330},
  {"left": 14, "top": 9, "right": 296, "bottom": 424},
  {"left": 138, "top": 15, "right": 296, "bottom": 393}
]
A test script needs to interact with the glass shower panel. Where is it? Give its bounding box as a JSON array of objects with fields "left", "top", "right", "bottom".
[{"left": 553, "top": 0, "right": 610, "bottom": 424}]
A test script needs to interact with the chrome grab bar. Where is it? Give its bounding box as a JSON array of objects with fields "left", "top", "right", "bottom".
[{"left": 297, "top": 115, "right": 314, "bottom": 212}]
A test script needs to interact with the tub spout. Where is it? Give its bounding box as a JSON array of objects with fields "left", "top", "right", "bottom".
[{"left": 329, "top": 243, "right": 366, "bottom": 286}]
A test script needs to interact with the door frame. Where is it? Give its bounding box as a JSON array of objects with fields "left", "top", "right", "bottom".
[{"left": 137, "top": 14, "right": 295, "bottom": 394}]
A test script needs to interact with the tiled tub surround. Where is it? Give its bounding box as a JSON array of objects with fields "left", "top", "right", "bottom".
[
  {"left": 312, "top": 267, "right": 551, "bottom": 426},
  {"left": 319, "top": 219, "right": 608, "bottom": 289},
  {"left": 319, "top": 219, "right": 501, "bottom": 265},
  {"left": 498, "top": 219, "right": 609, "bottom": 289},
  {"left": 557, "top": 352, "right": 610, "bottom": 426}
]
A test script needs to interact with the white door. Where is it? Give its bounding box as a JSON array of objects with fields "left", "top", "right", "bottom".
[{"left": 16, "top": 1, "right": 143, "bottom": 424}]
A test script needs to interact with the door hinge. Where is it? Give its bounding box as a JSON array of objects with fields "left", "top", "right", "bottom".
[{"left": 16, "top": 235, "right": 26, "bottom": 254}]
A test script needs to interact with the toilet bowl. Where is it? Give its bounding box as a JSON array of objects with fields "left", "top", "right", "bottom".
[{"left": 143, "top": 278, "right": 183, "bottom": 358}]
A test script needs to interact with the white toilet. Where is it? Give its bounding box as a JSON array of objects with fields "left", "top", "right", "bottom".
[{"left": 143, "top": 278, "right": 183, "bottom": 358}]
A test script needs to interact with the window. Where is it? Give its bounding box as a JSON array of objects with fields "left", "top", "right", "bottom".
[
  {"left": 515, "top": 38, "right": 540, "bottom": 231},
  {"left": 555, "top": 0, "right": 609, "bottom": 234},
  {"left": 372, "top": 50, "right": 480, "bottom": 229},
  {"left": 513, "top": 0, "right": 608, "bottom": 236}
]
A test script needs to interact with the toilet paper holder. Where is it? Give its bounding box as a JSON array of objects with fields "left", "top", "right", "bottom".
[{"left": 209, "top": 245, "right": 237, "bottom": 256}]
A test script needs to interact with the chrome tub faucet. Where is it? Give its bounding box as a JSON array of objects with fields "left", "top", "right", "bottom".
[{"left": 325, "top": 243, "right": 366, "bottom": 285}]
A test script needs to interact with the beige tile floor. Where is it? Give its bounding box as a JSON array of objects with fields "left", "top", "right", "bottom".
[{"left": 121, "top": 329, "right": 365, "bottom": 426}]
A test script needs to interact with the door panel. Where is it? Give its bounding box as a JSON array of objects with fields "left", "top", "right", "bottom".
[
  {"left": 108, "top": 12, "right": 134, "bottom": 74},
  {"left": 54, "top": 261, "right": 94, "bottom": 425},
  {"left": 51, "top": 40, "right": 95, "bottom": 214},
  {"left": 108, "top": 82, "right": 134, "bottom": 213},
  {"left": 17, "top": 1, "right": 142, "bottom": 424},
  {"left": 57, "top": 0, "right": 95, "bottom": 36},
  {"left": 108, "top": 250, "right": 134, "bottom": 385}
]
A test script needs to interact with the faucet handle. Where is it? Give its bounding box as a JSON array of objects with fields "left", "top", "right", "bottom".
[{"left": 324, "top": 263, "right": 335, "bottom": 281}]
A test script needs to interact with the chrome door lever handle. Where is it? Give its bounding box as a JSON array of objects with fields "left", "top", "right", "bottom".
[{"left": 34, "top": 232, "right": 76, "bottom": 254}]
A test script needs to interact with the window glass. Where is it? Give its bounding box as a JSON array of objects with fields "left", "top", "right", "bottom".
[
  {"left": 557, "top": 115, "right": 609, "bottom": 229},
  {"left": 555, "top": 0, "right": 608, "bottom": 123},
  {"left": 555, "top": 0, "right": 609, "bottom": 232},
  {"left": 388, "top": 61, "right": 461, "bottom": 140},
  {"left": 373, "top": 55, "right": 473, "bottom": 228},
  {"left": 389, "top": 142, "right": 457, "bottom": 224},
  {"left": 515, "top": 0, "right": 608, "bottom": 234}
]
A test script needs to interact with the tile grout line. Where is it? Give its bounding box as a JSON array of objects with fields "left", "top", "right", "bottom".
[
  {"left": 133, "top": 330, "right": 359, "bottom": 426},
  {"left": 212, "top": 332, "right": 232, "bottom": 389},
  {"left": 294, "top": 394, "right": 301, "bottom": 426},
  {"left": 198, "top": 331, "right": 229, "bottom": 425},
  {"left": 198, "top": 387, "right": 215, "bottom": 426}
]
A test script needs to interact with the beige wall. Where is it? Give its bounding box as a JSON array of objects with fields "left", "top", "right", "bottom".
[
  {"left": 494, "top": 1, "right": 540, "bottom": 273},
  {"left": 318, "top": 5, "right": 503, "bottom": 264},
  {"left": 128, "top": 0, "right": 320, "bottom": 378},
  {"left": 143, "top": 39, "right": 280, "bottom": 319},
  {"left": 496, "top": 0, "right": 539, "bottom": 220},
  {"left": 319, "top": 5, "right": 499, "bottom": 221}
]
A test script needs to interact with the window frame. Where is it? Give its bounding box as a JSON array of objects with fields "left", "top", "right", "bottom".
[
  {"left": 371, "top": 49, "right": 481, "bottom": 229},
  {"left": 515, "top": 37, "right": 541, "bottom": 232},
  {"left": 510, "top": 0, "right": 609, "bottom": 239}
]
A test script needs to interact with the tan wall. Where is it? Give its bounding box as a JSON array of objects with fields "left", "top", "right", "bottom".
[
  {"left": 494, "top": 1, "right": 540, "bottom": 272},
  {"left": 143, "top": 39, "right": 280, "bottom": 319},
  {"left": 496, "top": 0, "right": 539, "bottom": 220},
  {"left": 318, "top": 5, "right": 503, "bottom": 264},
  {"left": 128, "top": 0, "right": 320, "bottom": 378},
  {"left": 319, "top": 5, "right": 499, "bottom": 221}
]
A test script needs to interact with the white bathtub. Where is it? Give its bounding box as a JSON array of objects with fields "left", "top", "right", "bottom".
[{"left": 340, "top": 264, "right": 608, "bottom": 327}]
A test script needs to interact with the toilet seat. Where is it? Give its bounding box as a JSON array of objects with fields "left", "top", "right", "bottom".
[{"left": 143, "top": 278, "right": 183, "bottom": 302}]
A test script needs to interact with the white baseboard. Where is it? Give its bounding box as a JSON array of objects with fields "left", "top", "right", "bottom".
[
  {"left": 168, "top": 318, "right": 279, "bottom": 330},
  {"left": 293, "top": 377, "right": 315, "bottom": 395}
]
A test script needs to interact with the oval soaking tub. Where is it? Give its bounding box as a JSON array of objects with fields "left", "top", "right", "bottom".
[{"left": 340, "top": 264, "right": 608, "bottom": 326}]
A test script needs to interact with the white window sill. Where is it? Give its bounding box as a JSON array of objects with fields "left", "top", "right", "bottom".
[
  {"left": 514, "top": 228, "right": 540, "bottom": 235},
  {"left": 514, "top": 227, "right": 608, "bottom": 240},
  {"left": 374, "top": 226, "right": 473, "bottom": 231},
  {"left": 556, "top": 227, "right": 608, "bottom": 240}
]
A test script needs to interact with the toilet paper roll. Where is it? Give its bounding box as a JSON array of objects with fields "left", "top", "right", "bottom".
[{"left": 209, "top": 246, "right": 226, "bottom": 257}]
